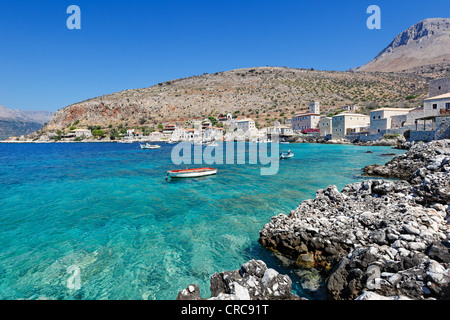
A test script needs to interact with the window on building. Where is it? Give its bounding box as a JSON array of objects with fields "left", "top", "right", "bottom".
[
  {"left": 433, "top": 104, "right": 438, "bottom": 109},
  {"left": 446, "top": 103, "right": 450, "bottom": 110}
]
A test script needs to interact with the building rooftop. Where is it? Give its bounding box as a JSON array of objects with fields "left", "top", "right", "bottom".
[
  {"left": 293, "top": 113, "right": 320, "bottom": 117},
  {"left": 333, "top": 113, "right": 369, "bottom": 117},
  {"left": 235, "top": 118, "right": 254, "bottom": 122},
  {"left": 424, "top": 92, "right": 450, "bottom": 101},
  {"left": 371, "top": 108, "right": 414, "bottom": 112}
]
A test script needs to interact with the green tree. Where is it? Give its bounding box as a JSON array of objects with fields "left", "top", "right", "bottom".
[
  {"left": 92, "top": 129, "right": 105, "bottom": 137},
  {"left": 208, "top": 116, "right": 218, "bottom": 126}
]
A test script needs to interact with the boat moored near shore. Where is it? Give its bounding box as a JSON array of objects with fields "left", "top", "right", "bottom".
[{"left": 166, "top": 167, "right": 217, "bottom": 179}]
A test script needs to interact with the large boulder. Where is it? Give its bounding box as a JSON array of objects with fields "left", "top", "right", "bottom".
[{"left": 177, "top": 260, "right": 301, "bottom": 300}]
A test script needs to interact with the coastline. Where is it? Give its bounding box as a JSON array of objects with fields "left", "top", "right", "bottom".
[
  {"left": 177, "top": 139, "right": 450, "bottom": 300},
  {"left": 0, "top": 136, "right": 404, "bottom": 147}
]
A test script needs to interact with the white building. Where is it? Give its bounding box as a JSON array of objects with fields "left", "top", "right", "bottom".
[
  {"left": 163, "top": 124, "right": 176, "bottom": 134},
  {"left": 369, "top": 108, "right": 414, "bottom": 134},
  {"left": 71, "top": 129, "right": 92, "bottom": 138},
  {"left": 332, "top": 113, "right": 370, "bottom": 139},
  {"left": 309, "top": 102, "right": 320, "bottom": 114},
  {"left": 264, "top": 125, "right": 293, "bottom": 136},
  {"left": 341, "top": 105, "right": 360, "bottom": 112},
  {"left": 292, "top": 113, "right": 320, "bottom": 131},
  {"left": 236, "top": 118, "right": 256, "bottom": 132},
  {"left": 291, "top": 102, "right": 321, "bottom": 131}
]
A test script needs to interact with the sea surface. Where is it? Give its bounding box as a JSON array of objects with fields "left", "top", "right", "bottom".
[{"left": 0, "top": 142, "right": 404, "bottom": 300}]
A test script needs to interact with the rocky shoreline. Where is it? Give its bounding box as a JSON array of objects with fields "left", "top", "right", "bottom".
[{"left": 177, "top": 140, "right": 450, "bottom": 300}]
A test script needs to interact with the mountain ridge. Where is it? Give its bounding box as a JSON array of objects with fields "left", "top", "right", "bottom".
[
  {"left": 0, "top": 105, "right": 53, "bottom": 140},
  {"left": 352, "top": 18, "right": 450, "bottom": 76}
]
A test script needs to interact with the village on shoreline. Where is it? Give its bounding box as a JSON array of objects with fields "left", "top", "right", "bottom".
[{"left": 3, "top": 77, "right": 449, "bottom": 147}]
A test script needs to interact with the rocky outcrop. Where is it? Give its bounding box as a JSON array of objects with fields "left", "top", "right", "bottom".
[
  {"left": 363, "top": 140, "right": 450, "bottom": 205},
  {"left": 295, "top": 136, "right": 405, "bottom": 147},
  {"left": 357, "top": 136, "right": 406, "bottom": 147},
  {"left": 176, "top": 140, "right": 449, "bottom": 300},
  {"left": 259, "top": 140, "right": 450, "bottom": 300},
  {"left": 176, "top": 259, "right": 301, "bottom": 300}
]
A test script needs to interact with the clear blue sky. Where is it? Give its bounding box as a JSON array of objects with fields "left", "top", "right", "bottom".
[{"left": 0, "top": 0, "right": 448, "bottom": 112}]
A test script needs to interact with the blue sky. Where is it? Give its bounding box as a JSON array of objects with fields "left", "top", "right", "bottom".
[{"left": 0, "top": 0, "right": 448, "bottom": 112}]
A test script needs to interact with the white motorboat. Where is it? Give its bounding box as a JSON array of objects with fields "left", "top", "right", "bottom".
[
  {"left": 280, "top": 152, "right": 294, "bottom": 159},
  {"left": 140, "top": 143, "right": 161, "bottom": 149},
  {"left": 166, "top": 167, "right": 217, "bottom": 179}
]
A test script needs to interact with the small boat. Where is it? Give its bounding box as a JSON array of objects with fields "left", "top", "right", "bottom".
[
  {"left": 118, "top": 139, "right": 133, "bottom": 143},
  {"left": 166, "top": 167, "right": 217, "bottom": 179},
  {"left": 206, "top": 142, "right": 219, "bottom": 147},
  {"left": 280, "top": 152, "right": 294, "bottom": 159},
  {"left": 140, "top": 143, "right": 161, "bottom": 149}
]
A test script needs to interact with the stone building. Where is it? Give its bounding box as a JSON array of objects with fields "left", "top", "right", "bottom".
[
  {"left": 319, "top": 117, "right": 332, "bottom": 136},
  {"left": 369, "top": 108, "right": 414, "bottom": 134},
  {"left": 332, "top": 113, "right": 370, "bottom": 140},
  {"left": 423, "top": 93, "right": 450, "bottom": 117},
  {"left": 429, "top": 77, "right": 450, "bottom": 98},
  {"left": 292, "top": 102, "right": 321, "bottom": 131}
]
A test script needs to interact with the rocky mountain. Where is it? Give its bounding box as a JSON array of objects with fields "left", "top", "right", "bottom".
[
  {"left": 0, "top": 105, "right": 53, "bottom": 140},
  {"left": 353, "top": 18, "right": 450, "bottom": 77},
  {"left": 38, "top": 66, "right": 427, "bottom": 136}
]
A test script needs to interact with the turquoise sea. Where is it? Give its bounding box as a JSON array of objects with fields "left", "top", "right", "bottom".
[{"left": 0, "top": 142, "right": 404, "bottom": 300}]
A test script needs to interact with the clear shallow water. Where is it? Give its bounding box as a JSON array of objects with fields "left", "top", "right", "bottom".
[{"left": 0, "top": 142, "right": 404, "bottom": 300}]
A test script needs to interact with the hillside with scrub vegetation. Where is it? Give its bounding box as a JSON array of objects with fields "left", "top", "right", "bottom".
[{"left": 28, "top": 66, "right": 429, "bottom": 140}]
